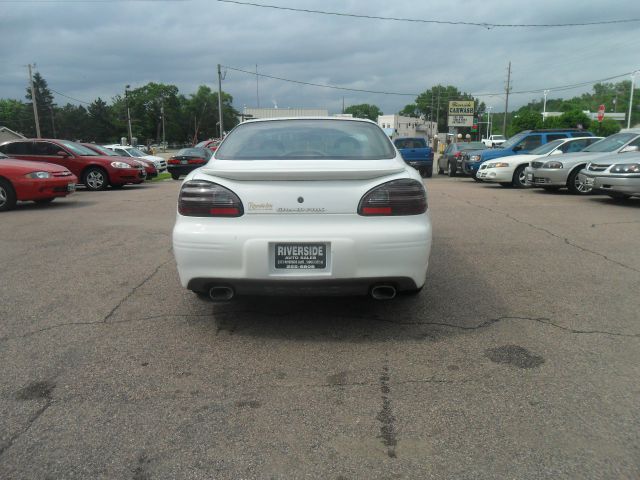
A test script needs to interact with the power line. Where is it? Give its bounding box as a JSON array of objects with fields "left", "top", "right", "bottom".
[
  {"left": 49, "top": 88, "right": 92, "bottom": 105},
  {"left": 223, "top": 64, "right": 637, "bottom": 99},
  {"left": 214, "top": 0, "right": 640, "bottom": 29}
]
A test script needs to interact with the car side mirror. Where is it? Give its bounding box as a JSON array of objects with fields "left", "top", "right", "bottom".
[
  {"left": 512, "top": 145, "right": 522, "bottom": 152},
  {"left": 620, "top": 145, "right": 639, "bottom": 153},
  {"left": 551, "top": 149, "right": 563, "bottom": 155},
  {"left": 56, "top": 150, "right": 70, "bottom": 157}
]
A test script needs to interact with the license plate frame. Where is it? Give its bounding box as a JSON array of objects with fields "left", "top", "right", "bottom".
[
  {"left": 274, "top": 243, "right": 328, "bottom": 270},
  {"left": 67, "top": 183, "right": 76, "bottom": 192}
]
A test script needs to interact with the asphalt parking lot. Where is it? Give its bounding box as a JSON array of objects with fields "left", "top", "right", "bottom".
[{"left": 0, "top": 176, "right": 639, "bottom": 479}]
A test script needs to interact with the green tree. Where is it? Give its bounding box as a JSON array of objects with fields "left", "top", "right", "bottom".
[
  {"left": 344, "top": 103, "right": 383, "bottom": 122},
  {"left": 185, "top": 85, "right": 239, "bottom": 143},
  {"left": 0, "top": 99, "right": 33, "bottom": 136},
  {"left": 86, "top": 98, "right": 115, "bottom": 142},
  {"left": 557, "top": 110, "right": 591, "bottom": 130},
  {"left": 25, "top": 72, "right": 56, "bottom": 137},
  {"left": 508, "top": 110, "right": 542, "bottom": 136},
  {"left": 55, "top": 104, "right": 89, "bottom": 140},
  {"left": 399, "top": 103, "right": 420, "bottom": 118},
  {"left": 593, "top": 117, "right": 621, "bottom": 137},
  {"left": 414, "top": 85, "right": 477, "bottom": 133}
]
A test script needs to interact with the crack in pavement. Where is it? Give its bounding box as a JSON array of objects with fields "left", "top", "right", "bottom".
[
  {"left": 102, "top": 256, "right": 174, "bottom": 323},
  {"left": 439, "top": 192, "right": 640, "bottom": 274},
  {"left": 591, "top": 221, "right": 640, "bottom": 228},
  {"left": 0, "top": 400, "right": 52, "bottom": 459}
]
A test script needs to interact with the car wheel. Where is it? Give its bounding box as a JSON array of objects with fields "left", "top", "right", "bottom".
[
  {"left": 437, "top": 162, "right": 444, "bottom": 175},
  {"left": 171, "top": 173, "right": 181, "bottom": 180},
  {"left": 35, "top": 198, "right": 55, "bottom": 204},
  {"left": 512, "top": 165, "right": 527, "bottom": 188},
  {"left": 567, "top": 168, "right": 591, "bottom": 195},
  {"left": 0, "top": 178, "right": 17, "bottom": 212},
  {"left": 83, "top": 167, "right": 108, "bottom": 191},
  {"left": 543, "top": 186, "right": 560, "bottom": 192},
  {"left": 473, "top": 175, "right": 482, "bottom": 182},
  {"left": 447, "top": 161, "right": 456, "bottom": 177},
  {"left": 607, "top": 193, "right": 631, "bottom": 201},
  {"left": 425, "top": 165, "right": 432, "bottom": 178}
]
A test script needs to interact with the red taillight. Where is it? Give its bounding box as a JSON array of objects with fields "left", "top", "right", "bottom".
[
  {"left": 168, "top": 158, "right": 179, "bottom": 165},
  {"left": 358, "top": 179, "right": 427, "bottom": 216},
  {"left": 178, "top": 180, "right": 244, "bottom": 217},
  {"left": 188, "top": 158, "right": 206, "bottom": 164}
]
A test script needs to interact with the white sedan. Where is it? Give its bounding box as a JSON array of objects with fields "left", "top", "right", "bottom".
[
  {"left": 477, "top": 136, "right": 600, "bottom": 188},
  {"left": 103, "top": 144, "right": 168, "bottom": 172},
  {"left": 172, "top": 118, "right": 432, "bottom": 301}
]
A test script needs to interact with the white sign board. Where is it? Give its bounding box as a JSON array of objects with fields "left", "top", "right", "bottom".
[
  {"left": 448, "top": 115, "right": 474, "bottom": 127},
  {"left": 448, "top": 100, "right": 474, "bottom": 127}
]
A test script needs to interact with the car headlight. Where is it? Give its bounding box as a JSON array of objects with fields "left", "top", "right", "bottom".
[
  {"left": 470, "top": 155, "right": 481, "bottom": 162},
  {"left": 494, "top": 162, "right": 510, "bottom": 168},
  {"left": 542, "top": 161, "right": 563, "bottom": 169},
  {"left": 111, "top": 161, "right": 132, "bottom": 169},
  {"left": 25, "top": 171, "right": 51, "bottom": 179},
  {"left": 610, "top": 163, "right": 640, "bottom": 174}
]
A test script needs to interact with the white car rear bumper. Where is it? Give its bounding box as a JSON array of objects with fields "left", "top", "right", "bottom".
[{"left": 173, "top": 212, "right": 432, "bottom": 295}]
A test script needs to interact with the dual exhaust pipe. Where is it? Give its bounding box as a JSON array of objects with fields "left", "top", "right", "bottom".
[{"left": 207, "top": 284, "right": 397, "bottom": 301}]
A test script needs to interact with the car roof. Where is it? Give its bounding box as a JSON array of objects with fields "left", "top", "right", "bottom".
[{"left": 241, "top": 116, "right": 375, "bottom": 124}]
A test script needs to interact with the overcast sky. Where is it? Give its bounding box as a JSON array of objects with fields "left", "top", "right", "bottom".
[{"left": 2, "top": 0, "right": 639, "bottom": 115}]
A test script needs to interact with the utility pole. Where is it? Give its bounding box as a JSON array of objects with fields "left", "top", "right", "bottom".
[
  {"left": 503, "top": 61, "right": 511, "bottom": 135},
  {"left": 486, "top": 106, "right": 492, "bottom": 138},
  {"left": 217, "top": 64, "right": 224, "bottom": 138},
  {"left": 28, "top": 64, "right": 41, "bottom": 138},
  {"left": 543, "top": 89, "right": 549, "bottom": 124},
  {"left": 627, "top": 71, "right": 638, "bottom": 129},
  {"left": 342, "top": 96, "right": 345, "bottom": 114},
  {"left": 435, "top": 92, "right": 440, "bottom": 128},
  {"left": 161, "top": 101, "right": 166, "bottom": 152},
  {"left": 125, "top": 85, "right": 133, "bottom": 145},
  {"left": 256, "top": 64, "right": 260, "bottom": 108}
]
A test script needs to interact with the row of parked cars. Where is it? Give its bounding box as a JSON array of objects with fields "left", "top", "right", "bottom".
[
  {"left": 0, "top": 137, "right": 224, "bottom": 211},
  {"left": 432, "top": 128, "right": 640, "bottom": 200}
]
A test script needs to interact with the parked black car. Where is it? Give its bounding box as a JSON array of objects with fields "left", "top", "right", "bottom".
[
  {"left": 167, "top": 147, "right": 213, "bottom": 180},
  {"left": 438, "top": 141, "right": 487, "bottom": 176}
]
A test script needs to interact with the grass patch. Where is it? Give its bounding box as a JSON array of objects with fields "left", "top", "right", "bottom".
[{"left": 150, "top": 172, "right": 171, "bottom": 182}]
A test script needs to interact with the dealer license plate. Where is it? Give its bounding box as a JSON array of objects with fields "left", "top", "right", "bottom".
[
  {"left": 67, "top": 183, "right": 76, "bottom": 192},
  {"left": 275, "top": 243, "right": 327, "bottom": 270},
  {"left": 583, "top": 177, "right": 594, "bottom": 186},
  {"left": 526, "top": 173, "right": 533, "bottom": 181},
  {"left": 181, "top": 160, "right": 188, "bottom": 165}
]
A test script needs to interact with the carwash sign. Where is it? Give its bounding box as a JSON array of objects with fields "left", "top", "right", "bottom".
[{"left": 448, "top": 100, "right": 475, "bottom": 127}]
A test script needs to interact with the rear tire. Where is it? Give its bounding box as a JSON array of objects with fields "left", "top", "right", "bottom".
[
  {"left": 0, "top": 178, "right": 17, "bottom": 212},
  {"left": 512, "top": 165, "right": 527, "bottom": 188},
  {"left": 567, "top": 168, "right": 591, "bottom": 195},
  {"left": 425, "top": 165, "right": 432, "bottom": 178},
  {"left": 171, "top": 173, "right": 181, "bottom": 180},
  {"left": 437, "top": 163, "right": 444, "bottom": 175},
  {"left": 83, "top": 167, "right": 108, "bottom": 191}
]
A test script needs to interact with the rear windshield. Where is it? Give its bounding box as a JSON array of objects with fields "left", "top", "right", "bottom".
[
  {"left": 177, "top": 148, "right": 212, "bottom": 158},
  {"left": 394, "top": 138, "right": 426, "bottom": 149},
  {"left": 530, "top": 139, "right": 564, "bottom": 155},
  {"left": 215, "top": 119, "right": 396, "bottom": 160},
  {"left": 582, "top": 132, "right": 638, "bottom": 152}
]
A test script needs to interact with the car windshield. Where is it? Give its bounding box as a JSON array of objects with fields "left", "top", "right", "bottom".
[
  {"left": 128, "top": 148, "right": 146, "bottom": 157},
  {"left": 177, "top": 148, "right": 212, "bottom": 158},
  {"left": 498, "top": 133, "right": 527, "bottom": 149},
  {"left": 530, "top": 139, "right": 564, "bottom": 155},
  {"left": 215, "top": 119, "right": 396, "bottom": 160},
  {"left": 59, "top": 140, "right": 98, "bottom": 156},
  {"left": 0, "top": 152, "right": 7, "bottom": 159},
  {"left": 461, "top": 142, "right": 486, "bottom": 150},
  {"left": 582, "top": 132, "right": 638, "bottom": 152},
  {"left": 87, "top": 145, "right": 118, "bottom": 156}
]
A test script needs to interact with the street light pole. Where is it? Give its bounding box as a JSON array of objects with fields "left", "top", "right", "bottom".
[
  {"left": 627, "top": 71, "right": 639, "bottom": 129},
  {"left": 161, "top": 101, "right": 166, "bottom": 152},
  {"left": 486, "top": 106, "right": 492, "bottom": 138},
  {"left": 28, "top": 64, "right": 41, "bottom": 138},
  {"left": 217, "top": 64, "right": 224, "bottom": 138},
  {"left": 543, "top": 89, "right": 549, "bottom": 124},
  {"left": 125, "top": 85, "right": 133, "bottom": 145}
]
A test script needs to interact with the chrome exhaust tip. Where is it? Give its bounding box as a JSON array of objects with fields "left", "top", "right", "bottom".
[
  {"left": 208, "top": 286, "right": 235, "bottom": 302},
  {"left": 370, "top": 285, "right": 397, "bottom": 300}
]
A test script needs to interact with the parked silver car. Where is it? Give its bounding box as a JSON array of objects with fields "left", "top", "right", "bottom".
[
  {"left": 578, "top": 152, "right": 640, "bottom": 200},
  {"left": 526, "top": 129, "right": 640, "bottom": 194}
]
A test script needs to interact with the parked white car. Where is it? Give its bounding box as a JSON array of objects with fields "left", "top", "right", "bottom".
[
  {"left": 477, "top": 136, "right": 600, "bottom": 188},
  {"left": 481, "top": 135, "right": 506, "bottom": 148},
  {"left": 172, "top": 118, "right": 432, "bottom": 301},
  {"left": 578, "top": 152, "right": 640, "bottom": 200},
  {"left": 103, "top": 144, "right": 167, "bottom": 172},
  {"left": 526, "top": 130, "right": 640, "bottom": 194}
]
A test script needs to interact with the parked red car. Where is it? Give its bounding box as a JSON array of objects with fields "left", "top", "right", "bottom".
[
  {"left": 0, "top": 153, "right": 77, "bottom": 211},
  {"left": 0, "top": 139, "right": 146, "bottom": 191},
  {"left": 81, "top": 143, "right": 157, "bottom": 179}
]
